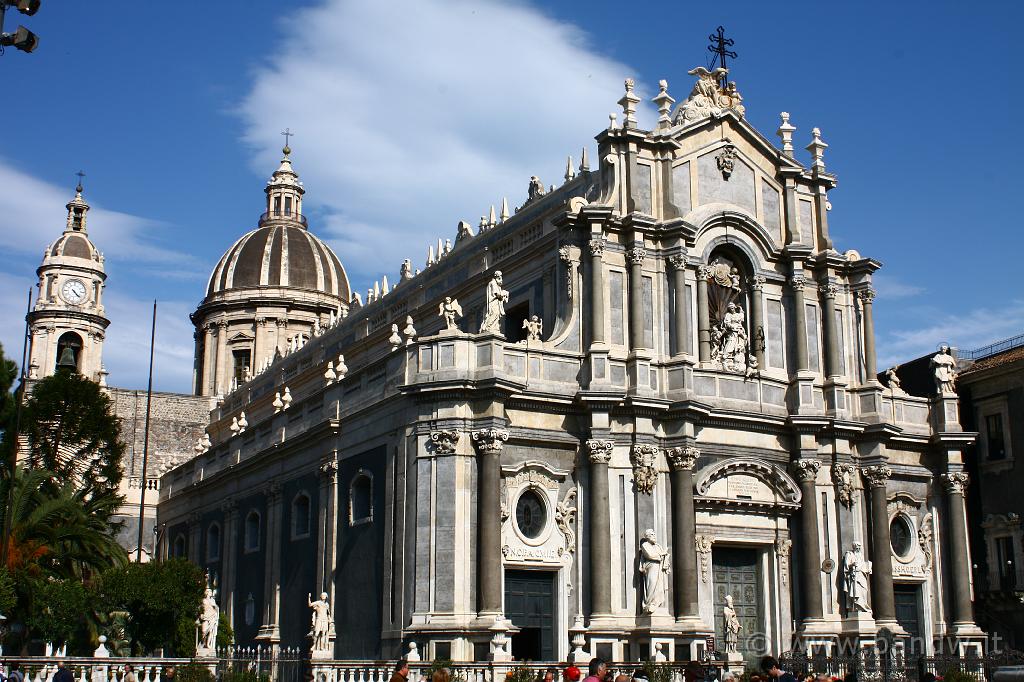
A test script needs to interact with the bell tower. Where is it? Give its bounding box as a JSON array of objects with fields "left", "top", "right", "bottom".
[{"left": 26, "top": 178, "right": 110, "bottom": 383}]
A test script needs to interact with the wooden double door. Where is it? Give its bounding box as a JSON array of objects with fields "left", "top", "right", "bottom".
[{"left": 713, "top": 547, "right": 763, "bottom": 657}]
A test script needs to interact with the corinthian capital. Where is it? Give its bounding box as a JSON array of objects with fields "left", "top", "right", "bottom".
[
  {"left": 941, "top": 471, "right": 969, "bottom": 496},
  {"left": 472, "top": 428, "right": 510, "bottom": 454},
  {"left": 588, "top": 239, "right": 605, "bottom": 257},
  {"left": 857, "top": 288, "right": 877, "bottom": 303},
  {"left": 586, "top": 439, "right": 614, "bottom": 464},
  {"left": 429, "top": 429, "right": 460, "bottom": 455},
  {"left": 749, "top": 275, "right": 766, "bottom": 291},
  {"left": 666, "top": 446, "right": 699, "bottom": 471},
  {"left": 821, "top": 282, "right": 840, "bottom": 299},
  {"left": 861, "top": 465, "right": 892, "bottom": 489},
  {"left": 626, "top": 247, "right": 647, "bottom": 265},
  {"left": 789, "top": 275, "right": 806, "bottom": 291},
  {"left": 791, "top": 458, "right": 821, "bottom": 483},
  {"left": 698, "top": 265, "right": 714, "bottom": 280},
  {"left": 667, "top": 255, "right": 687, "bottom": 271}
]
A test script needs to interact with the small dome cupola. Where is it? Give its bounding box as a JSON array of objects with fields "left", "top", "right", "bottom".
[
  {"left": 262, "top": 132, "right": 306, "bottom": 228},
  {"left": 66, "top": 176, "right": 90, "bottom": 232}
]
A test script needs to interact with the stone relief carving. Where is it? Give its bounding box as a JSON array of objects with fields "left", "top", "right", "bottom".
[
  {"left": 832, "top": 463, "right": 856, "bottom": 507},
  {"left": 696, "top": 458, "right": 802, "bottom": 504},
  {"left": 555, "top": 488, "right": 578, "bottom": 555},
  {"left": 505, "top": 467, "right": 560, "bottom": 491},
  {"left": 522, "top": 315, "right": 543, "bottom": 342},
  {"left": 429, "top": 429, "right": 460, "bottom": 455},
  {"left": 586, "top": 439, "right": 613, "bottom": 464},
  {"left": 438, "top": 296, "right": 463, "bottom": 331},
  {"left": 472, "top": 428, "right": 510, "bottom": 454},
  {"left": 480, "top": 271, "right": 509, "bottom": 334},
  {"left": 861, "top": 465, "right": 892, "bottom": 489},
  {"left": 931, "top": 344, "right": 958, "bottom": 395},
  {"left": 918, "top": 513, "right": 934, "bottom": 570},
  {"left": 776, "top": 538, "right": 792, "bottom": 587},
  {"left": 639, "top": 529, "right": 670, "bottom": 614},
  {"left": 710, "top": 302, "right": 752, "bottom": 373},
  {"left": 630, "top": 444, "right": 659, "bottom": 494},
  {"left": 695, "top": 534, "right": 714, "bottom": 583},
  {"left": 716, "top": 144, "right": 738, "bottom": 180},
  {"left": 842, "top": 542, "right": 872, "bottom": 614},
  {"left": 666, "top": 445, "right": 699, "bottom": 471},
  {"left": 558, "top": 246, "right": 574, "bottom": 298},
  {"left": 667, "top": 255, "right": 687, "bottom": 271},
  {"left": 673, "top": 66, "right": 745, "bottom": 124}
]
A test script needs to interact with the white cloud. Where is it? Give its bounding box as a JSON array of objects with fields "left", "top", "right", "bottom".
[
  {"left": 876, "top": 299, "right": 1024, "bottom": 367},
  {"left": 872, "top": 273, "right": 925, "bottom": 300},
  {"left": 0, "top": 159, "right": 204, "bottom": 274},
  {"left": 101, "top": 294, "right": 196, "bottom": 393},
  {"left": 237, "top": 0, "right": 642, "bottom": 289}
]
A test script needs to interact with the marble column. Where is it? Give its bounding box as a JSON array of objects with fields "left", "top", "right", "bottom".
[
  {"left": 586, "top": 439, "right": 614, "bottom": 616},
  {"left": 820, "top": 282, "right": 840, "bottom": 378},
  {"left": 668, "top": 256, "right": 688, "bottom": 357},
  {"left": 791, "top": 276, "right": 809, "bottom": 372},
  {"left": 667, "top": 446, "right": 700, "bottom": 621},
  {"left": 317, "top": 455, "right": 339, "bottom": 606},
  {"left": 253, "top": 317, "right": 265, "bottom": 373},
  {"left": 221, "top": 500, "right": 238, "bottom": 627},
  {"left": 942, "top": 472, "right": 974, "bottom": 625},
  {"left": 203, "top": 323, "right": 216, "bottom": 394},
  {"left": 627, "top": 246, "right": 647, "bottom": 351},
  {"left": 857, "top": 289, "right": 878, "bottom": 382},
  {"left": 750, "top": 276, "right": 766, "bottom": 369},
  {"left": 696, "top": 265, "right": 712, "bottom": 362},
  {"left": 863, "top": 465, "right": 896, "bottom": 623},
  {"left": 588, "top": 239, "right": 606, "bottom": 347},
  {"left": 214, "top": 320, "right": 229, "bottom": 395},
  {"left": 791, "top": 459, "right": 824, "bottom": 622},
  {"left": 257, "top": 482, "right": 283, "bottom": 643},
  {"left": 473, "top": 428, "right": 509, "bottom": 616}
]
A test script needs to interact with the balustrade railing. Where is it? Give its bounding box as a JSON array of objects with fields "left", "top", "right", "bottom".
[{"left": 0, "top": 658, "right": 190, "bottom": 682}]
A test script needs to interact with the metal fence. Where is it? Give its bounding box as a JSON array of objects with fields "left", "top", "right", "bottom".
[{"left": 780, "top": 650, "right": 1024, "bottom": 682}]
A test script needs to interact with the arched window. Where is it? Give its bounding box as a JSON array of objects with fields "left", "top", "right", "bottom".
[
  {"left": 703, "top": 248, "right": 757, "bottom": 373},
  {"left": 206, "top": 523, "right": 221, "bottom": 562},
  {"left": 172, "top": 534, "right": 186, "bottom": 558},
  {"left": 55, "top": 331, "right": 83, "bottom": 371},
  {"left": 349, "top": 471, "right": 373, "bottom": 526},
  {"left": 244, "top": 511, "right": 261, "bottom": 552},
  {"left": 292, "top": 492, "right": 311, "bottom": 539}
]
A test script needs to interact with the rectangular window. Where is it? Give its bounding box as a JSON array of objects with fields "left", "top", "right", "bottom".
[
  {"left": 273, "top": 197, "right": 281, "bottom": 216},
  {"left": 233, "top": 349, "right": 252, "bottom": 383},
  {"left": 284, "top": 196, "right": 293, "bottom": 215},
  {"left": 766, "top": 298, "right": 785, "bottom": 369},
  {"left": 805, "top": 303, "right": 820, "bottom": 372},
  {"left": 986, "top": 414, "right": 1007, "bottom": 460},
  {"left": 996, "top": 536, "right": 1016, "bottom": 589}
]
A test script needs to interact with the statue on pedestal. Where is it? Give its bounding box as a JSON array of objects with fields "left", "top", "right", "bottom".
[
  {"left": 308, "top": 592, "right": 333, "bottom": 654},
  {"left": 522, "top": 315, "right": 543, "bottom": 341},
  {"left": 438, "top": 297, "right": 463, "bottom": 331},
  {"left": 639, "top": 529, "right": 670, "bottom": 614},
  {"left": 196, "top": 587, "right": 219, "bottom": 655},
  {"left": 479, "top": 271, "right": 509, "bottom": 334},
  {"left": 931, "top": 344, "right": 958, "bottom": 394},
  {"left": 842, "top": 542, "right": 872, "bottom": 614},
  {"left": 722, "top": 594, "right": 742, "bottom": 654}
]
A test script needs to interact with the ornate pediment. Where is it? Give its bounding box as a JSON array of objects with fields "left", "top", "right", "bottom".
[{"left": 694, "top": 457, "right": 801, "bottom": 506}]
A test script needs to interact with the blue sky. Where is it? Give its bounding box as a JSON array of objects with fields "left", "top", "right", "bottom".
[{"left": 0, "top": 0, "right": 1021, "bottom": 393}]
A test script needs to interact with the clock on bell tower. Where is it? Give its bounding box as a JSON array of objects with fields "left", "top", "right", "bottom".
[{"left": 26, "top": 178, "right": 110, "bottom": 382}]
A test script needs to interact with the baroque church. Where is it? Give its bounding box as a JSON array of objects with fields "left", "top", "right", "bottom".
[{"left": 26, "top": 64, "right": 986, "bottom": 662}]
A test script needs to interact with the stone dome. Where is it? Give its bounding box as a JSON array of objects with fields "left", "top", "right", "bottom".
[
  {"left": 206, "top": 222, "right": 350, "bottom": 300},
  {"left": 49, "top": 231, "right": 100, "bottom": 261}
]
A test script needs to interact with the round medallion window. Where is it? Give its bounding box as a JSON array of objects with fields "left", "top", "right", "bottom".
[
  {"left": 515, "top": 489, "right": 547, "bottom": 539},
  {"left": 890, "top": 515, "right": 914, "bottom": 558}
]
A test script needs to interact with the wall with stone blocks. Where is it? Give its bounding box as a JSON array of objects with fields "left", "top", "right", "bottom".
[{"left": 107, "top": 387, "right": 215, "bottom": 476}]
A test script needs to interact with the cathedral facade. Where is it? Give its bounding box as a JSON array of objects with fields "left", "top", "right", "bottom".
[{"left": 151, "top": 68, "right": 985, "bottom": 662}]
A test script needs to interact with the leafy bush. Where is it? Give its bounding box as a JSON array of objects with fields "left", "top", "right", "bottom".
[
  {"left": 174, "top": 664, "right": 216, "bottom": 682},
  {"left": 221, "top": 670, "right": 270, "bottom": 682},
  {"left": 940, "top": 671, "right": 978, "bottom": 682}
]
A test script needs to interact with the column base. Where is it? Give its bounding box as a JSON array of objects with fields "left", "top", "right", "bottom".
[
  {"left": 796, "top": 619, "right": 840, "bottom": 654},
  {"left": 947, "top": 622, "right": 986, "bottom": 656}
]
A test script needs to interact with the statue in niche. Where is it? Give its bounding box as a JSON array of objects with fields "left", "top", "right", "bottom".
[
  {"left": 639, "top": 528, "right": 671, "bottom": 614},
  {"left": 931, "top": 344, "right": 958, "bottom": 394},
  {"left": 722, "top": 594, "right": 742, "bottom": 653},
  {"left": 703, "top": 255, "right": 756, "bottom": 374},
  {"left": 196, "top": 587, "right": 219, "bottom": 653},
  {"left": 308, "top": 592, "right": 333, "bottom": 652},
  {"left": 522, "top": 315, "right": 543, "bottom": 341},
  {"left": 842, "top": 542, "right": 872, "bottom": 614},
  {"left": 479, "top": 271, "right": 509, "bottom": 334},
  {"left": 439, "top": 296, "right": 463, "bottom": 330},
  {"left": 712, "top": 302, "right": 750, "bottom": 372}
]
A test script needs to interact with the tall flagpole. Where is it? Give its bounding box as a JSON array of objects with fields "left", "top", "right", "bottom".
[{"left": 136, "top": 300, "right": 157, "bottom": 563}]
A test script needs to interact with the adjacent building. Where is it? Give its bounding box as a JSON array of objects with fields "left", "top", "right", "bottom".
[{"left": 154, "top": 67, "right": 986, "bottom": 662}]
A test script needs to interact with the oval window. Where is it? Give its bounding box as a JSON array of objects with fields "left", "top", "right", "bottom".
[
  {"left": 890, "top": 515, "right": 914, "bottom": 558},
  {"left": 515, "top": 489, "right": 547, "bottom": 539}
]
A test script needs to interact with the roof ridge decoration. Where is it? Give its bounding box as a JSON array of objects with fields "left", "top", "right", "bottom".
[{"left": 673, "top": 67, "right": 745, "bottom": 126}]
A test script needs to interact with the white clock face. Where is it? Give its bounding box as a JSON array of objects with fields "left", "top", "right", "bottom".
[{"left": 61, "top": 279, "right": 88, "bottom": 305}]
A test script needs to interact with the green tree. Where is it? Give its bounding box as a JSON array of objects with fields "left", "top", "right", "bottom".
[
  {"left": 24, "top": 577, "right": 90, "bottom": 650},
  {"left": 0, "top": 342, "right": 21, "bottom": 467},
  {"left": 16, "top": 369, "right": 124, "bottom": 502},
  {"left": 97, "top": 559, "right": 205, "bottom": 655}
]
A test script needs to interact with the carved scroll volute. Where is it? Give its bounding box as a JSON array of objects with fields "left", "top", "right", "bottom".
[
  {"left": 790, "top": 458, "right": 821, "bottom": 484},
  {"left": 666, "top": 446, "right": 699, "bottom": 471},
  {"left": 429, "top": 430, "right": 460, "bottom": 455},
  {"left": 472, "top": 428, "right": 510, "bottom": 455},
  {"left": 586, "top": 439, "right": 613, "bottom": 464}
]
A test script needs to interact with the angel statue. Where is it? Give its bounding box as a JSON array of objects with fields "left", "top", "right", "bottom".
[{"left": 438, "top": 297, "right": 463, "bottom": 331}]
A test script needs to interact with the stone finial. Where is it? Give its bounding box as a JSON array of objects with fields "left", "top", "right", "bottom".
[
  {"left": 427, "top": 244, "right": 435, "bottom": 267},
  {"left": 653, "top": 79, "right": 675, "bottom": 129},
  {"left": 405, "top": 641, "right": 421, "bottom": 662},
  {"left": 500, "top": 197, "right": 510, "bottom": 222},
  {"left": 335, "top": 354, "right": 348, "bottom": 378},
  {"left": 230, "top": 417, "right": 240, "bottom": 434},
  {"left": 608, "top": 112, "right": 618, "bottom": 130},
  {"left": 806, "top": 127, "right": 828, "bottom": 171},
  {"left": 777, "top": 112, "right": 796, "bottom": 156},
  {"left": 488, "top": 205, "right": 497, "bottom": 228},
  {"left": 273, "top": 391, "right": 284, "bottom": 413},
  {"left": 373, "top": 280, "right": 381, "bottom": 300},
  {"left": 282, "top": 386, "right": 292, "bottom": 409},
  {"left": 437, "top": 238, "right": 443, "bottom": 260},
  {"left": 324, "top": 361, "right": 337, "bottom": 385},
  {"left": 381, "top": 276, "right": 390, "bottom": 295},
  {"left": 403, "top": 315, "right": 417, "bottom": 344},
  {"left": 389, "top": 323, "right": 402, "bottom": 350},
  {"left": 237, "top": 412, "right": 248, "bottom": 433},
  {"left": 618, "top": 78, "right": 641, "bottom": 129},
  {"left": 564, "top": 155, "right": 576, "bottom": 182},
  {"left": 580, "top": 146, "right": 590, "bottom": 172}
]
